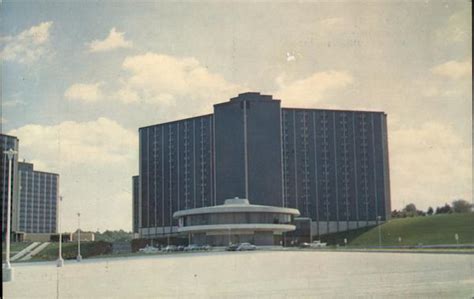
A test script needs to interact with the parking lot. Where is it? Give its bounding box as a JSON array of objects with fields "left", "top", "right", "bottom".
[{"left": 4, "top": 250, "right": 473, "bottom": 298}]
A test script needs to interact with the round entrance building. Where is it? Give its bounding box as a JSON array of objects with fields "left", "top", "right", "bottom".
[{"left": 173, "top": 198, "right": 300, "bottom": 246}]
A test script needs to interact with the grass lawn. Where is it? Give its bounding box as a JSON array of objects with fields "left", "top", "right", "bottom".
[
  {"left": 30, "top": 241, "right": 112, "bottom": 261},
  {"left": 320, "top": 213, "right": 474, "bottom": 246}
]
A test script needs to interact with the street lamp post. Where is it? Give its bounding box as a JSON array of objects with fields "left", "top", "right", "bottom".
[
  {"left": 76, "top": 212, "right": 82, "bottom": 262},
  {"left": 57, "top": 196, "right": 64, "bottom": 267},
  {"left": 377, "top": 216, "right": 382, "bottom": 248},
  {"left": 3, "top": 149, "right": 17, "bottom": 282}
]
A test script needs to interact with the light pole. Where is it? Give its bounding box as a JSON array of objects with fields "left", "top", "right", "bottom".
[
  {"left": 57, "top": 196, "right": 64, "bottom": 267},
  {"left": 3, "top": 148, "right": 17, "bottom": 282},
  {"left": 76, "top": 212, "right": 82, "bottom": 262},
  {"left": 377, "top": 216, "right": 382, "bottom": 248}
]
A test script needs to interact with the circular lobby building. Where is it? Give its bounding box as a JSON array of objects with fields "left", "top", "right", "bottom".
[{"left": 173, "top": 198, "right": 300, "bottom": 246}]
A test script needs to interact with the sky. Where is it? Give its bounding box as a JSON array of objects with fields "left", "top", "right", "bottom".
[{"left": 1, "top": 1, "right": 471, "bottom": 232}]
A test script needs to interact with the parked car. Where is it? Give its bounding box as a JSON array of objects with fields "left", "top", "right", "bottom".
[
  {"left": 310, "top": 240, "right": 327, "bottom": 248},
  {"left": 237, "top": 243, "right": 257, "bottom": 251},
  {"left": 162, "top": 245, "right": 178, "bottom": 252},
  {"left": 202, "top": 245, "right": 212, "bottom": 251},
  {"left": 184, "top": 244, "right": 201, "bottom": 251},
  {"left": 139, "top": 245, "right": 159, "bottom": 254},
  {"left": 177, "top": 245, "right": 185, "bottom": 251},
  {"left": 225, "top": 243, "right": 239, "bottom": 251},
  {"left": 299, "top": 242, "right": 311, "bottom": 248}
]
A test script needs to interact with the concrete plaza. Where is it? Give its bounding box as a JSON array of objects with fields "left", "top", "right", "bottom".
[{"left": 3, "top": 251, "right": 474, "bottom": 298}]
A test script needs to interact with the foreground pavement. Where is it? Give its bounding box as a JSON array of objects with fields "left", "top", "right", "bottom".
[{"left": 3, "top": 251, "right": 474, "bottom": 298}]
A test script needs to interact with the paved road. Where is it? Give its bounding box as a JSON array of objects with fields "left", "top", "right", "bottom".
[{"left": 4, "top": 251, "right": 474, "bottom": 298}]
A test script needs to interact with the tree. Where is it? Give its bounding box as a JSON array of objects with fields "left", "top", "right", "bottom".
[
  {"left": 452, "top": 199, "right": 472, "bottom": 213},
  {"left": 427, "top": 206, "right": 433, "bottom": 215},
  {"left": 436, "top": 203, "right": 452, "bottom": 214},
  {"left": 391, "top": 209, "right": 403, "bottom": 218},
  {"left": 404, "top": 203, "right": 417, "bottom": 213},
  {"left": 402, "top": 203, "right": 418, "bottom": 217},
  {"left": 94, "top": 230, "right": 133, "bottom": 242}
]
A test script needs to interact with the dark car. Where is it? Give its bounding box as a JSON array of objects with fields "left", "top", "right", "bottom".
[{"left": 225, "top": 244, "right": 239, "bottom": 251}]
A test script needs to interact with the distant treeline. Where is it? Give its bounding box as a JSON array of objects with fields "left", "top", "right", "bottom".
[
  {"left": 92, "top": 230, "right": 133, "bottom": 242},
  {"left": 391, "top": 199, "right": 472, "bottom": 218}
]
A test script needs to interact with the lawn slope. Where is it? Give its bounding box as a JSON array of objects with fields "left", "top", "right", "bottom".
[{"left": 321, "top": 213, "right": 474, "bottom": 246}]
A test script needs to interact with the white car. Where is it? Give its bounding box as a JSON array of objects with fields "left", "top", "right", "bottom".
[
  {"left": 139, "top": 245, "right": 159, "bottom": 254},
  {"left": 237, "top": 243, "right": 257, "bottom": 251},
  {"left": 310, "top": 240, "right": 327, "bottom": 248}
]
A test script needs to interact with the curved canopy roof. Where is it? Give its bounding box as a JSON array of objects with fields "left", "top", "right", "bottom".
[{"left": 173, "top": 197, "right": 300, "bottom": 218}]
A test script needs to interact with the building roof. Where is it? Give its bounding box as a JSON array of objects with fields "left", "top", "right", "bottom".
[
  {"left": 138, "top": 93, "right": 387, "bottom": 130},
  {"left": 0, "top": 133, "right": 19, "bottom": 140},
  {"left": 173, "top": 197, "right": 300, "bottom": 218}
]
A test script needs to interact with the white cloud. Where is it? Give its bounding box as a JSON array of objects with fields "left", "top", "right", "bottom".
[
  {"left": 8, "top": 118, "right": 137, "bottom": 231},
  {"left": 390, "top": 122, "right": 472, "bottom": 210},
  {"left": 0, "top": 21, "right": 53, "bottom": 64},
  {"left": 275, "top": 71, "right": 354, "bottom": 107},
  {"left": 2, "top": 99, "right": 26, "bottom": 107},
  {"left": 116, "top": 86, "right": 140, "bottom": 104},
  {"left": 116, "top": 52, "right": 243, "bottom": 113},
  {"left": 9, "top": 117, "right": 136, "bottom": 168},
  {"left": 87, "top": 28, "right": 133, "bottom": 53},
  {"left": 435, "top": 10, "right": 471, "bottom": 44},
  {"left": 65, "top": 82, "right": 104, "bottom": 103},
  {"left": 431, "top": 59, "right": 472, "bottom": 80}
]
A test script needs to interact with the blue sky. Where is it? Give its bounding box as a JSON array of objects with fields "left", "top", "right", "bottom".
[{"left": 1, "top": 1, "right": 471, "bottom": 232}]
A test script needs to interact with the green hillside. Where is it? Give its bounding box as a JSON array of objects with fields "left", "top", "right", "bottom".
[
  {"left": 320, "top": 213, "right": 474, "bottom": 247},
  {"left": 32, "top": 241, "right": 112, "bottom": 261}
]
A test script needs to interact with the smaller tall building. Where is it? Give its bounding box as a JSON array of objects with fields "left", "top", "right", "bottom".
[
  {"left": 1, "top": 134, "right": 20, "bottom": 236},
  {"left": 17, "top": 162, "right": 59, "bottom": 233}
]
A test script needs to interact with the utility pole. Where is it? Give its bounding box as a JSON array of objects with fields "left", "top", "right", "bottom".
[
  {"left": 3, "top": 149, "right": 17, "bottom": 282},
  {"left": 57, "top": 196, "right": 64, "bottom": 267},
  {"left": 377, "top": 216, "right": 382, "bottom": 248},
  {"left": 76, "top": 212, "right": 82, "bottom": 262}
]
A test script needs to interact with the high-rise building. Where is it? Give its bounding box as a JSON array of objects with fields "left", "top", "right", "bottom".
[
  {"left": 17, "top": 162, "right": 59, "bottom": 233},
  {"left": 138, "top": 92, "right": 391, "bottom": 239},
  {"left": 1, "top": 134, "right": 20, "bottom": 236}
]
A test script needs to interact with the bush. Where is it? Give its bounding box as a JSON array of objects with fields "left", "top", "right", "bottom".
[{"left": 452, "top": 199, "right": 472, "bottom": 213}]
